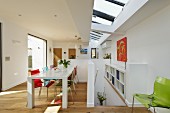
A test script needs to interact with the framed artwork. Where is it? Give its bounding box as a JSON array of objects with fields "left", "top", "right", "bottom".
[
  {"left": 117, "top": 37, "right": 127, "bottom": 62},
  {"left": 80, "top": 48, "right": 88, "bottom": 54}
]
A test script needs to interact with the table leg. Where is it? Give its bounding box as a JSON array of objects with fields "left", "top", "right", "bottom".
[
  {"left": 27, "top": 78, "right": 34, "bottom": 108},
  {"left": 62, "top": 77, "right": 68, "bottom": 108}
]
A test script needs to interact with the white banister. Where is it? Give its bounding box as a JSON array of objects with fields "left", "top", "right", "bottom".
[{"left": 87, "top": 60, "right": 95, "bottom": 107}]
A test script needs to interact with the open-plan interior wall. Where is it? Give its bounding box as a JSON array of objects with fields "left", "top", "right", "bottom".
[
  {"left": 0, "top": 17, "right": 53, "bottom": 90},
  {"left": 102, "top": 4, "right": 170, "bottom": 113}
]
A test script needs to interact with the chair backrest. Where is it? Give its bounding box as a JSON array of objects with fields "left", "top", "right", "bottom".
[
  {"left": 69, "top": 70, "right": 75, "bottom": 85},
  {"left": 74, "top": 66, "right": 77, "bottom": 75},
  {"left": 153, "top": 76, "right": 170, "bottom": 107},
  {"left": 31, "top": 69, "right": 40, "bottom": 75},
  {"left": 30, "top": 69, "right": 42, "bottom": 88},
  {"left": 50, "top": 65, "right": 54, "bottom": 69}
]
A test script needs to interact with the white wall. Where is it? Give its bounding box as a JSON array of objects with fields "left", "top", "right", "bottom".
[
  {"left": 70, "top": 59, "right": 88, "bottom": 82},
  {"left": 104, "top": 78, "right": 126, "bottom": 106},
  {"left": 1, "top": 17, "right": 53, "bottom": 90},
  {"left": 92, "top": 59, "right": 106, "bottom": 106},
  {"left": 103, "top": 4, "right": 170, "bottom": 113},
  {"left": 52, "top": 42, "right": 89, "bottom": 82},
  {"left": 53, "top": 41, "right": 89, "bottom": 60}
]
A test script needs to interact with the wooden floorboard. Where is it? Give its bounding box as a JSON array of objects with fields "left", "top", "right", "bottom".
[{"left": 0, "top": 82, "right": 150, "bottom": 113}]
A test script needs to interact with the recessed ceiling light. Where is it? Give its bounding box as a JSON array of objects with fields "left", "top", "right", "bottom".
[
  {"left": 18, "top": 14, "right": 22, "bottom": 16},
  {"left": 54, "top": 15, "right": 57, "bottom": 17}
]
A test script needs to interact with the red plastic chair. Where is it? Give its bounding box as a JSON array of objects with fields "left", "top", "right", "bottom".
[
  {"left": 31, "top": 69, "right": 42, "bottom": 96},
  {"left": 31, "top": 69, "right": 55, "bottom": 99}
]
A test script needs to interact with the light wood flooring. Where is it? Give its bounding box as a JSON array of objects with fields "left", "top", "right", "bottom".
[{"left": 0, "top": 82, "right": 150, "bottom": 113}]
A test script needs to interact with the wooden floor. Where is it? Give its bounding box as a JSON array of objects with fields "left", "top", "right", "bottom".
[{"left": 0, "top": 82, "right": 150, "bottom": 113}]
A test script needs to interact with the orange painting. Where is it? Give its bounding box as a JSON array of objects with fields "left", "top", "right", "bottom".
[{"left": 117, "top": 37, "right": 127, "bottom": 62}]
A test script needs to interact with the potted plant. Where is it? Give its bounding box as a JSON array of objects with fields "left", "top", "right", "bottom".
[
  {"left": 59, "top": 59, "right": 70, "bottom": 68},
  {"left": 103, "top": 53, "right": 111, "bottom": 59},
  {"left": 97, "top": 92, "right": 106, "bottom": 105}
]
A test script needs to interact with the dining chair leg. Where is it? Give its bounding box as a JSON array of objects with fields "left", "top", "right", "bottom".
[
  {"left": 69, "top": 87, "right": 74, "bottom": 104},
  {"left": 153, "top": 107, "right": 156, "bottom": 113},
  {"left": 39, "top": 87, "right": 42, "bottom": 96},
  {"left": 54, "top": 86, "right": 56, "bottom": 97},
  {"left": 76, "top": 74, "right": 79, "bottom": 83},
  {"left": 47, "top": 87, "right": 48, "bottom": 100},
  {"left": 73, "top": 82, "right": 76, "bottom": 94},
  {"left": 131, "top": 95, "right": 135, "bottom": 113}
]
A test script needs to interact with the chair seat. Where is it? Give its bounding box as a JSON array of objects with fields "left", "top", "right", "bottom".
[
  {"left": 134, "top": 94, "right": 153, "bottom": 108},
  {"left": 152, "top": 95, "right": 170, "bottom": 108},
  {"left": 132, "top": 76, "right": 170, "bottom": 113},
  {"left": 44, "top": 80, "right": 55, "bottom": 87},
  {"left": 134, "top": 93, "right": 170, "bottom": 108},
  {"left": 34, "top": 79, "right": 43, "bottom": 88}
]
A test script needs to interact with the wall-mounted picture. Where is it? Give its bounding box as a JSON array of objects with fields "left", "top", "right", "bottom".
[
  {"left": 117, "top": 37, "right": 127, "bottom": 62},
  {"left": 80, "top": 48, "right": 88, "bottom": 54}
]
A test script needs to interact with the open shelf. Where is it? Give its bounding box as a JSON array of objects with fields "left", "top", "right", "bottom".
[{"left": 105, "top": 64, "right": 126, "bottom": 98}]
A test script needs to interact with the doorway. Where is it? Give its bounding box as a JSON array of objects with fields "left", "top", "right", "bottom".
[
  {"left": 28, "top": 34, "right": 47, "bottom": 70},
  {"left": 68, "top": 49, "right": 76, "bottom": 59},
  {"left": 0, "top": 23, "right": 2, "bottom": 92},
  {"left": 53, "top": 48, "right": 62, "bottom": 67}
]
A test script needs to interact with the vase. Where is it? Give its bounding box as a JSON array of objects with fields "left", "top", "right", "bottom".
[
  {"left": 61, "top": 65, "right": 67, "bottom": 72},
  {"left": 99, "top": 101, "right": 103, "bottom": 106}
]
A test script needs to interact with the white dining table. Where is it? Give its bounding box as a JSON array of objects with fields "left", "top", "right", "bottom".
[{"left": 27, "top": 65, "right": 75, "bottom": 109}]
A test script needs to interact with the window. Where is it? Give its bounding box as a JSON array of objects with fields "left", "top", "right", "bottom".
[
  {"left": 91, "top": 48, "right": 97, "bottom": 59},
  {"left": 28, "top": 34, "right": 47, "bottom": 70}
]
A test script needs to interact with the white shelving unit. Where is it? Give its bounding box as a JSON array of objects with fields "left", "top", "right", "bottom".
[
  {"left": 105, "top": 64, "right": 126, "bottom": 98},
  {"left": 105, "top": 63, "right": 148, "bottom": 106}
]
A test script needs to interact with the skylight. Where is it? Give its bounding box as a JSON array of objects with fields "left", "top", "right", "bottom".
[
  {"left": 115, "top": 0, "right": 129, "bottom": 4},
  {"left": 94, "top": 0, "right": 123, "bottom": 17},
  {"left": 90, "top": 31, "right": 110, "bottom": 42},
  {"left": 92, "top": 0, "right": 130, "bottom": 25},
  {"left": 92, "top": 16, "right": 112, "bottom": 25}
]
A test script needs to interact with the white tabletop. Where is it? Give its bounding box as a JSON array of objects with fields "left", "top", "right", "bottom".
[{"left": 28, "top": 65, "right": 75, "bottom": 79}]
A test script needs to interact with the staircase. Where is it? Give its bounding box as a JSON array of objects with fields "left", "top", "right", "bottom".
[{"left": 57, "top": 83, "right": 150, "bottom": 113}]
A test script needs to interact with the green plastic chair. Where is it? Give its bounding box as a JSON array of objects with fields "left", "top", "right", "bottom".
[{"left": 132, "top": 76, "right": 170, "bottom": 113}]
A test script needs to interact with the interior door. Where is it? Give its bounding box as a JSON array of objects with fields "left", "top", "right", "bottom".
[
  {"left": 53, "top": 48, "right": 62, "bottom": 67},
  {"left": 0, "top": 23, "right": 2, "bottom": 92},
  {"left": 68, "top": 49, "right": 76, "bottom": 59}
]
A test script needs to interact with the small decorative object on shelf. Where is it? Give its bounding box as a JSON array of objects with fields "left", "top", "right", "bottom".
[
  {"left": 59, "top": 59, "right": 70, "bottom": 68},
  {"left": 103, "top": 53, "right": 111, "bottom": 59},
  {"left": 97, "top": 92, "right": 106, "bottom": 106}
]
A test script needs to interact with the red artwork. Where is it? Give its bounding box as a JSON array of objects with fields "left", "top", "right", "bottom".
[{"left": 117, "top": 37, "right": 127, "bottom": 62}]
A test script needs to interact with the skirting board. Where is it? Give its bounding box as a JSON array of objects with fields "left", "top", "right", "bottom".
[
  {"left": 79, "top": 80, "right": 87, "bottom": 83},
  {"left": 87, "top": 103, "right": 94, "bottom": 107},
  {"left": 125, "top": 99, "right": 144, "bottom": 107},
  {"left": 125, "top": 99, "right": 153, "bottom": 112}
]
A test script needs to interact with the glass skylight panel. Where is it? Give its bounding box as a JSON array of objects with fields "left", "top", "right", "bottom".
[
  {"left": 94, "top": 0, "right": 123, "bottom": 17},
  {"left": 92, "top": 16, "right": 112, "bottom": 25},
  {"left": 116, "top": 0, "right": 129, "bottom": 4}
]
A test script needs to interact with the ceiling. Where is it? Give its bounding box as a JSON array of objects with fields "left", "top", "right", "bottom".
[{"left": 0, "top": 0, "right": 94, "bottom": 42}]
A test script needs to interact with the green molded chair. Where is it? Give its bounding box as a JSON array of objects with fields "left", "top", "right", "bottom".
[{"left": 132, "top": 76, "right": 170, "bottom": 113}]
